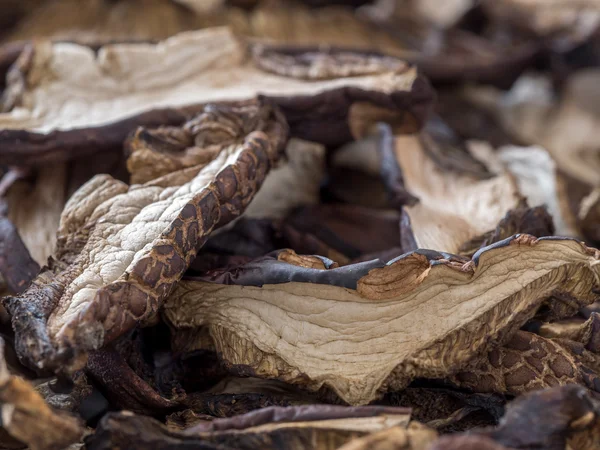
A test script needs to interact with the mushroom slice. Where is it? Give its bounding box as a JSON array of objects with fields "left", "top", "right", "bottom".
[
  {"left": 0, "top": 27, "right": 431, "bottom": 165},
  {"left": 391, "top": 130, "right": 520, "bottom": 253},
  {"left": 483, "top": 0, "right": 600, "bottom": 43},
  {"left": 489, "top": 71, "right": 600, "bottom": 244},
  {"left": 6, "top": 164, "right": 67, "bottom": 266},
  {"left": 452, "top": 331, "right": 590, "bottom": 396},
  {"left": 164, "top": 236, "right": 600, "bottom": 405},
  {"left": 536, "top": 313, "right": 600, "bottom": 350},
  {"left": 457, "top": 202, "right": 555, "bottom": 257},
  {"left": 495, "top": 145, "right": 580, "bottom": 238},
  {"left": 335, "top": 423, "right": 438, "bottom": 450},
  {"left": 432, "top": 384, "right": 600, "bottom": 450},
  {"left": 86, "top": 404, "right": 412, "bottom": 450},
  {"left": 0, "top": 337, "right": 84, "bottom": 450},
  {"left": 4, "top": 99, "right": 288, "bottom": 373},
  {"left": 2, "top": 0, "right": 203, "bottom": 45},
  {"left": 0, "top": 200, "right": 39, "bottom": 294}
]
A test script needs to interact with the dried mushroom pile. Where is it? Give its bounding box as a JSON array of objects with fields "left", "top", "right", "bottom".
[{"left": 3, "top": 1, "right": 600, "bottom": 449}]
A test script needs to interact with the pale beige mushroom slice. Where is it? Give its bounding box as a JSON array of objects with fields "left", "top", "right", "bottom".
[
  {"left": 395, "top": 133, "right": 519, "bottom": 253},
  {"left": 164, "top": 237, "right": 600, "bottom": 405},
  {"left": 0, "top": 26, "right": 430, "bottom": 165},
  {"left": 6, "top": 164, "right": 67, "bottom": 266}
]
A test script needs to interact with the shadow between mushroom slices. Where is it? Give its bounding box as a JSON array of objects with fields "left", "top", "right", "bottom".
[
  {"left": 164, "top": 236, "right": 600, "bottom": 405},
  {"left": 0, "top": 26, "right": 432, "bottom": 165}
]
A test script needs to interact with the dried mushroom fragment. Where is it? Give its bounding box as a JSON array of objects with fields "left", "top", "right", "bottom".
[
  {"left": 430, "top": 384, "right": 600, "bottom": 450},
  {"left": 0, "top": 338, "right": 84, "bottom": 450},
  {"left": 0, "top": 200, "right": 39, "bottom": 295},
  {"left": 495, "top": 145, "right": 580, "bottom": 238},
  {"left": 452, "top": 331, "right": 591, "bottom": 396},
  {"left": 86, "top": 404, "right": 412, "bottom": 450},
  {"left": 458, "top": 202, "right": 555, "bottom": 257},
  {"left": 537, "top": 313, "right": 600, "bottom": 353},
  {"left": 6, "top": 164, "right": 68, "bottom": 266},
  {"left": 483, "top": 0, "right": 600, "bottom": 42},
  {"left": 391, "top": 130, "right": 519, "bottom": 253},
  {"left": 484, "top": 384, "right": 600, "bottom": 450},
  {"left": 86, "top": 347, "right": 180, "bottom": 415},
  {"left": 4, "top": 100, "right": 288, "bottom": 373},
  {"left": 490, "top": 71, "right": 600, "bottom": 244},
  {"left": 165, "top": 236, "right": 600, "bottom": 405},
  {"left": 2, "top": 0, "right": 203, "bottom": 45},
  {"left": 334, "top": 423, "right": 438, "bottom": 450},
  {"left": 0, "top": 27, "right": 431, "bottom": 165}
]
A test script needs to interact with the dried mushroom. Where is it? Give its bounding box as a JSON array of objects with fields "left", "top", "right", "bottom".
[
  {"left": 0, "top": 337, "right": 84, "bottom": 450},
  {"left": 4, "top": 2, "right": 600, "bottom": 448},
  {"left": 86, "top": 404, "right": 413, "bottom": 450},
  {"left": 5, "top": 99, "right": 287, "bottom": 372},
  {"left": 390, "top": 131, "right": 520, "bottom": 253},
  {"left": 165, "top": 237, "right": 600, "bottom": 404},
  {"left": 0, "top": 27, "right": 431, "bottom": 165}
]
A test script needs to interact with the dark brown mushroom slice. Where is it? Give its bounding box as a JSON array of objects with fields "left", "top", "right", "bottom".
[
  {"left": 0, "top": 27, "right": 432, "bottom": 165},
  {"left": 34, "top": 372, "right": 93, "bottom": 415},
  {"left": 452, "top": 331, "right": 598, "bottom": 396},
  {"left": 165, "top": 236, "right": 600, "bottom": 405},
  {"left": 85, "top": 404, "right": 412, "bottom": 450},
  {"left": 4, "top": 99, "right": 288, "bottom": 374},
  {"left": 86, "top": 347, "right": 181, "bottom": 415},
  {"left": 360, "top": 1, "right": 540, "bottom": 88},
  {"left": 0, "top": 337, "right": 84, "bottom": 450},
  {"left": 0, "top": 167, "right": 40, "bottom": 294},
  {"left": 431, "top": 384, "right": 600, "bottom": 450},
  {"left": 435, "top": 89, "right": 522, "bottom": 148},
  {"left": 458, "top": 202, "right": 555, "bottom": 257},
  {"left": 484, "top": 384, "right": 600, "bottom": 450}
]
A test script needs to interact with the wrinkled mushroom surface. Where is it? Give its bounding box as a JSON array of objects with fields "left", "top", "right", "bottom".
[
  {"left": 165, "top": 236, "right": 600, "bottom": 404},
  {"left": 0, "top": 27, "right": 432, "bottom": 164},
  {"left": 4, "top": 100, "right": 287, "bottom": 373},
  {"left": 392, "top": 132, "right": 520, "bottom": 253}
]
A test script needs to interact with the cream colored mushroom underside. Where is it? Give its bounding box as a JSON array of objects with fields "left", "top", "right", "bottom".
[
  {"left": 0, "top": 27, "right": 415, "bottom": 133},
  {"left": 165, "top": 239, "right": 599, "bottom": 404},
  {"left": 395, "top": 135, "right": 519, "bottom": 253}
]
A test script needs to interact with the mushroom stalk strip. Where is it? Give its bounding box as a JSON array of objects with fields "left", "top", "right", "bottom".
[
  {"left": 4, "top": 100, "right": 288, "bottom": 373},
  {"left": 0, "top": 27, "right": 432, "bottom": 165},
  {"left": 165, "top": 237, "right": 600, "bottom": 405}
]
